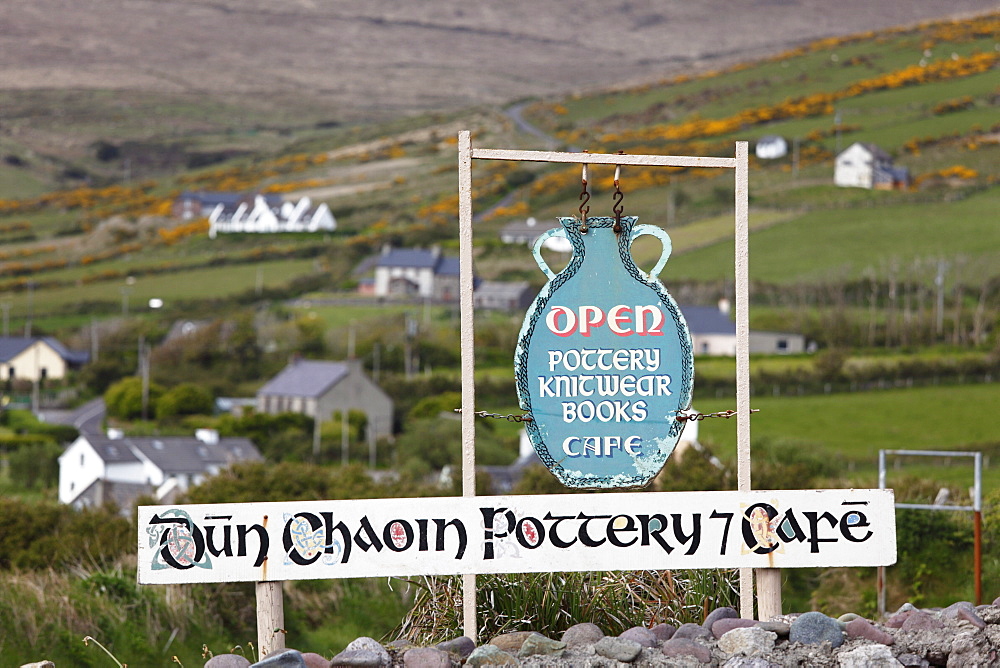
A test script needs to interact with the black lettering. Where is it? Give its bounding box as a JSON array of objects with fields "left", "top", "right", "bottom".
[
  {"left": 840, "top": 511, "right": 873, "bottom": 543},
  {"left": 417, "top": 518, "right": 430, "bottom": 551},
  {"left": 742, "top": 503, "right": 780, "bottom": 555},
  {"left": 544, "top": 512, "right": 578, "bottom": 548},
  {"left": 205, "top": 524, "right": 233, "bottom": 557},
  {"left": 775, "top": 509, "right": 807, "bottom": 543},
  {"left": 383, "top": 520, "right": 414, "bottom": 552},
  {"left": 637, "top": 514, "right": 673, "bottom": 553},
  {"left": 237, "top": 524, "right": 268, "bottom": 568},
  {"left": 282, "top": 512, "right": 322, "bottom": 566},
  {"left": 434, "top": 518, "right": 467, "bottom": 560},
  {"left": 577, "top": 512, "right": 611, "bottom": 547},
  {"left": 803, "top": 511, "right": 839, "bottom": 553},
  {"left": 710, "top": 510, "right": 734, "bottom": 554},
  {"left": 320, "top": 512, "right": 352, "bottom": 564},
  {"left": 607, "top": 514, "right": 638, "bottom": 548},
  {"left": 672, "top": 513, "right": 701, "bottom": 555},
  {"left": 150, "top": 513, "right": 205, "bottom": 570},
  {"left": 353, "top": 516, "right": 384, "bottom": 553},
  {"left": 481, "top": 507, "right": 514, "bottom": 560}
]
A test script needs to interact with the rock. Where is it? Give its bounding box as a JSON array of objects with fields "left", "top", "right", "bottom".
[
  {"left": 885, "top": 610, "right": 913, "bottom": 629},
  {"left": 942, "top": 601, "right": 974, "bottom": 617},
  {"left": 206, "top": 656, "right": 253, "bottom": 668},
  {"left": 518, "top": 633, "right": 565, "bottom": 658},
  {"left": 789, "top": 611, "right": 845, "bottom": 648},
  {"left": 650, "top": 623, "right": 676, "bottom": 642},
  {"left": 954, "top": 607, "right": 987, "bottom": 629},
  {"left": 712, "top": 618, "right": 758, "bottom": 639},
  {"left": 673, "top": 622, "right": 714, "bottom": 641},
  {"left": 302, "top": 654, "right": 330, "bottom": 668},
  {"left": 718, "top": 627, "right": 777, "bottom": 657},
  {"left": 465, "top": 645, "right": 519, "bottom": 666},
  {"left": 722, "top": 658, "right": 780, "bottom": 668},
  {"left": 328, "top": 650, "right": 386, "bottom": 667},
  {"left": 435, "top": 636, "right": 476, "bottom": 660},
  {"left": 386, "top": 639, "right": 419, "bottom": 653},
  {"left": 845, "top": 617, "right": 895, "bottom": 645},
  {"left": 977, "top": 606, "right": 1000, "bottom": 624},
  {"left": 661, "top": 638, "right": 713, "bottom": 664},
  {"left": 896, "top": 602, "right": 918, "bottom": 615},
  {"left": 402, "top": 647, "right": 451, "bottom": 668},
  {"left": 594, "top": 636, "right": 643, "bottom": 662},
  {"left": 896, "top": 653, "right": 930, "bottom": 667},
  {"left": 253, "top": 649, "right": 307, "bottom": 668},
  {"left": 704, "top": 606, "right": 740, "bottom": 628},
  {"left": 20, "top": 663, "right": 56, "bottom": 668},
  {"left": 618, "top": 626, "right": 658, "bottom": 647},
  {"left": 837, "top": 644, "right": 902, "bottom": 668},
  {"left": 560, "top": 622, "right": 604, "bottom": 647},
  {"left": 837, "top": 613, "right": 863, "bottom": 623},
  {"left": 947, "top": 631, "right": 996, "bottom": 668},
  {"left": 488, "top": 631, "right": 536, "bottom": 654},
  {"left": 755, "top": 621, "right": 790, "bottom": 638},
  {"left": 993, "top": 596, "right": 1000, "bottom": 607},
  {"left": 900, "top": 610, "right": 945, "bottom": 631}
]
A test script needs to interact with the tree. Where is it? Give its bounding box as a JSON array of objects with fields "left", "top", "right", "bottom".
[
  {"left": 104, "top": 377, "right": 165, "bottom": 420},
  {"left": 155, "top": 383, "right": 214, "bottom": 419}
]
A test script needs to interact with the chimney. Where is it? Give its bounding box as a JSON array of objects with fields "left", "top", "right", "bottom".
[
  {"left": 195, "top": 428, "right": 220, "bottom": 445},
  {"left": 718, "top": 298, "right": 731, "bottom": 315}
]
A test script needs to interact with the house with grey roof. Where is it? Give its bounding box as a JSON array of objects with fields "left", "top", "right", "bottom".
[
  {"left": 0, "top": 336, "right": 89, "bottom": 382},
  {"left": 683, "top": 301, "right": 806, "bottom": 356},
  {"left": 834, "top": 142, "right": 909, "bottom": 190},
  {"left": 372, "top": 246, "right": 461, "bottom": 301},
  {"left": 58, "top": 430, "right": 261, "bottom": 511},
  {"left": 256, "top": 359, "right": 393, "bottom": 443},
  {"left": 474, "top": 281, "right": 534, "bottom": 311}
]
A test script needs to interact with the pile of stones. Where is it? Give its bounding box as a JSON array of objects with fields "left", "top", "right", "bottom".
[{"left": 21, "top": 598, "right": 1000, "bottom": 667}]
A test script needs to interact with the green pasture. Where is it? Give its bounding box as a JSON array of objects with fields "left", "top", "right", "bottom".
[
  {"left": 666, "top": 186, "right": 1000, "bottom": 283},
  {"left": 3, "top": 257, "right": 321, "bottom": 322},
  {"left": 696, "top": 383, "right": 1000, "bottom": 491}
]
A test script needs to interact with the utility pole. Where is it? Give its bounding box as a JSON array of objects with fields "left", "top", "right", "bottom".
[
  {"left": 1, "top": 301, "right": 10, "bottom": 337},
  {"left": 792, "top": 137, "right": 800, "bottom": 180},
  {"left": 139, "top": 336, "right": 150, "bottom": 421},
  {"left": 935, "top": 260, "right": 947, "bottom": 337},
  {"left": 24, "top": 282, "right": 34, "bottom": 337}
]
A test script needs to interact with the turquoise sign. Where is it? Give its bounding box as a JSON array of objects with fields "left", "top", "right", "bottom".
[{"left": 514, "top": 216, "right": 693, "bottom": 489}]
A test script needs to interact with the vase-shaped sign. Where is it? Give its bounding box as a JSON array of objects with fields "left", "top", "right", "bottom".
[{"left": 515, "top": 216, "right": 693, "bottom": 489}]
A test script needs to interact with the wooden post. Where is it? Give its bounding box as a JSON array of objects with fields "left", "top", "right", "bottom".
[
  {"left": 733, "top": 141, "right": 756, "bottom": 619},
  {"left": 256, "top": 581, "right": 285, "bottom": 657},
  {"left": 457, "top": 130, "right": 478, "bottom": 642}
]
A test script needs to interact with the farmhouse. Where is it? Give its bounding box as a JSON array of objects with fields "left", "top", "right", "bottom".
[
  {"left": 474, "top": 281, "right": 534, "bottom": 311},
  {"left": 58, "top": 430, "right": 261, "bottom": 511},
  {"left": 0, "top": 336, "right": 89, "bottom": 382},
  {"left": 684, "top": 301, "right": 806, "bottom": 356},
  {"left": 500, "top": 217, "right": 544, "bottom": 246},
  {"left": 755, "top": 135, "right": 788, "bottom": 160},
  {"left": 173, "top": 191, "right": 281, "bottom": 220},
  {"left": 834, "top": 142, "right": 910, "bottom": 190},
  {"left": 371, "top": 246, "right": 461, "bottom": 301},
  {"left": 256, "top": 358, "right": 393, "bottom": 443}
]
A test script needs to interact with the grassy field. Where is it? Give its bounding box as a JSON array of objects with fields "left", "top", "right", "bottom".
[{"left": 696, "top": 383, "right": 1000, "bottom": 491}]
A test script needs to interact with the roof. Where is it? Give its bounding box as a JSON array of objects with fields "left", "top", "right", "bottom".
[
  {"left": 258, "top": 359, "right": 351, "bottom": 398},
  {"left": 681, "top": 306, "right": 736, "bottom": 335},
  {"left": 179, "top": 191, "right": 282, "bottom": 208},
  {"left": 0, "top": 336, "right": 88, "bottom": 365},
  {"left": 126, "top": 436, "right": 260, "bottom": 474},
  {"left": 81, "top": 435, "right": 142, "bottom": 464},
  {"left": 0, "top": 337, "right": 35, "bottom": 362},
  {"left": 476, "top": 281, "right": 531, "bottom": 299},
  {"left": 436, "top": 257, "right": 461, "bottom": 276},
  {"left": 376, "top": 248, "right": 441, "bottom": 269}
]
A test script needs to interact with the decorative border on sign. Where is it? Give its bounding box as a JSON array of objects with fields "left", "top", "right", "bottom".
[{"left": 513, "top": 216, "right": 693, "bottom": 489}]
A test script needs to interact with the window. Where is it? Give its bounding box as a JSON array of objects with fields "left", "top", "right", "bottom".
[
  {"left": 80, "top": 453, "right": 85, "bottom": 466},
  {"left": 777, "top": 339, "right": 788, "bottom": 351}
]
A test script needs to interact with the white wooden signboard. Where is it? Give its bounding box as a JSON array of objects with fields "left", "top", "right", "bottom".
[{"left": 138, "top": 489, "right": 895, "bottom": 585}]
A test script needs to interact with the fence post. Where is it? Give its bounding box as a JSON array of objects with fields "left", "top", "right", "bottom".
[{"left": 256, "top": 581, "right": 285, "bottom": 657}]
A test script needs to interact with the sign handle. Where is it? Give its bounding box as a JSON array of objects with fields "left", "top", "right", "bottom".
[{"left": 256, "top": 581, "right": 285, "bottom": 657}]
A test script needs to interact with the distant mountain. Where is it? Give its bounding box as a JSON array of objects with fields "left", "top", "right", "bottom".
[{"left": 2, "top": 0, "right": 997, "bottom": 120}]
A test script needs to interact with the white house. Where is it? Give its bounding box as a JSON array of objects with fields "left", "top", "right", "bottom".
[
  {"left": 207, "top": 194, "right": 336, "bottom": 238},
  {"left": 755, "top": 135, "right": 788, "bottom": 160},
  {"left": 0, "top": 337, "right": 88, "bottom": 382},
  {"left": 683, "top": 301, "right": 806, "bottom": 356},
  {"left": 834, "top": 142, "right": 910, "bottom": 190},
  {"left": 372, "top": 246, "right": 461, "bottom": 301},
  {"left": 58, "top": 431, "right": 261, "bottom": 511}
]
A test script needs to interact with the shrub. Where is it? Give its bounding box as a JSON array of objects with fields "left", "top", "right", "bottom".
[
  {"left": 104, "top": 377, "right": 165, "bottom": 420},
  {"left": 7, "top": 442, "right": 62, "bottom": 489},
  {"left": 155, "top": 382, "right": 214, "bottom": 419}
]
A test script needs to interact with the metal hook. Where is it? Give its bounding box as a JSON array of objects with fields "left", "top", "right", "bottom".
[
  {"left": 578, "top": 163, "right": 590, "bottom": 232},
  {"left": 612, "top": 163, "right": 624, "bottom": 234}
]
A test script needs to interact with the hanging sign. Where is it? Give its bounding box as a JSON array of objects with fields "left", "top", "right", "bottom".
[
  {"left": 137, "top": 489, "right": 896, "bottom": 584},
  {"left": 514, "top": 216, "right": 693, "bottom": 489}
]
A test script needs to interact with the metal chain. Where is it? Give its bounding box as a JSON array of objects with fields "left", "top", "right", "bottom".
[
  {"left": 675, "top": 409, "right": 760, "bottom": 422},
  {"left": 454, "top": 409, "right": 533, "bottom": 423}
]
